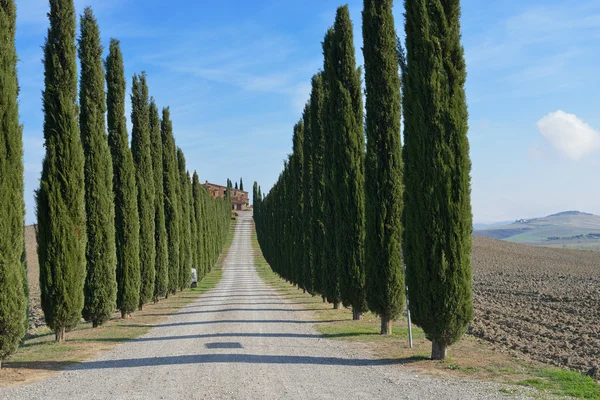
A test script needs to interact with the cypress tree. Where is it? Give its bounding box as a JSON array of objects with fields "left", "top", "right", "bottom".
[
  {"left": 403, "top": 0, "right": 473, "bottom": 359},
  {"left": 291, "top": 119, "right": 304, "bottom": 290},
  {"left": 309, "top": 73, "right": 326, "bottom": 299},
  {"left": 192, "top": 172, "right": 204, "bottom": 281},
  {"left": 331, "top": 6, "right": 367, "bottom": 320},
  {"left": 162, "top": 108, "right": 179, "bottom": 295},
  {"left": 149, "top": 99, "right": 168, "bottom": 301},
  {"left": 106, "top": 39, "right": 140, "bottom": 318},
  {"left": 188, "top": 171, "right": 197, "bottom": 281},
  {"left": 0, "top": 0, "right": 27, "bottom": 366},
  {"left": 37, "top": 0, "right": 86, "bottom": 343},
  {"left": 176, "top": 148, "right": 192, "bottom": 290},
  {"left": 78, "top": 7, "right": 117, "bottom": 328},
  {"left": 302, "top": 101, "right": 314, "bottom": 295},
  {"left": 235, "top": 181, "right": 238, "bottom": 190},
  {"left": 362, "top": 0, "right": 405, "bottom": 335},
  {"left": 239, "top": 177, "right": 244, "bottom": 191},
  {"left": 322, "top": 28, "right": 341, "bottom": 308},
  {"left": 131, "top": 72, "right": 155, "bottom": 309}
]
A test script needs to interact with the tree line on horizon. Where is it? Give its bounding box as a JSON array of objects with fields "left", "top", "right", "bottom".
[
  {"left": 254, "top": 0, "right": 472, "bottom": 360},
  {"left": 0, "top": 0, "right": 232, "bottom": 366}
]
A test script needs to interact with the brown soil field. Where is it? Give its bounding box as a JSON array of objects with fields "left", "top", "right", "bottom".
[
  {"left": 23, "top": 225, "right": 600, "bottom": 375},
  {"left": 471, "top": 236, "right": 600, "bottom": 374}
]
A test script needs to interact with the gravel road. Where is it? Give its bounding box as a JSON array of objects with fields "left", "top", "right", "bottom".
[{"left": 2, "top": 212, "right": 534, "bottom": 399}]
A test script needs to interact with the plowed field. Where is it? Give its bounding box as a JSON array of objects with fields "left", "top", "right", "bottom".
[{"left": 471, "top": 236, "right": 600, "bottom": 373}]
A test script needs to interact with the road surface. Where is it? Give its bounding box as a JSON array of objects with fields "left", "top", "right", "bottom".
[{"left": 1, "top": 212, "right": 531, "bottom": 399}]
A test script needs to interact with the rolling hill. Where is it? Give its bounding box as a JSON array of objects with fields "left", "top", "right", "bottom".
[{"left": 474, "top": 211, "right": 600, "bottom": 249}]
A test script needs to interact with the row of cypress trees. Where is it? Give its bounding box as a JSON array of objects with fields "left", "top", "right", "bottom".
[
  {"left": 0, "top": 0, "right": 231, "bottom": 354},
  {"left": 254, "top": 0, "right": 473, "bottom": 360}
]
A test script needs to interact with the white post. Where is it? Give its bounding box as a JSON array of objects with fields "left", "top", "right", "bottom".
[{"left": 404, "top": 263, "right": 413, "bottom": 348}]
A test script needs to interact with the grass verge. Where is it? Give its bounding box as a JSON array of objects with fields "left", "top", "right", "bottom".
[
  {"left": 250, "top": 224, "right": 599, "bottom": 399},
  {"left": 0, "top": 219, "right": 237, "bottom": 388}
]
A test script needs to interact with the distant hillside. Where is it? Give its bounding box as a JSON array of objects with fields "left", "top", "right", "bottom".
[{"left": 474, "top": 211, "right": 600, "bottom": 250}]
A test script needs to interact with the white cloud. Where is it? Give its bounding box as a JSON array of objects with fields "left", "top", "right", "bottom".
[{"left": 537, "top": 110, "right": 600, "bottom": 160}]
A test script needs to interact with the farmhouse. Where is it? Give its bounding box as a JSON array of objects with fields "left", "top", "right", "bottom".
[{"left": 203, "top": 181, "right": 249, "bottom": 211}]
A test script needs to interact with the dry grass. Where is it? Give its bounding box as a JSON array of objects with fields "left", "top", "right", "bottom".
[{"left": 0, "top": 221, "right": 236, "bottom": 388}]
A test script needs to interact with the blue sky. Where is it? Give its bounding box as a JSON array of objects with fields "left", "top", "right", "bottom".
[{"left": 15, "top": 0, "right": 600, "bottom": 224}]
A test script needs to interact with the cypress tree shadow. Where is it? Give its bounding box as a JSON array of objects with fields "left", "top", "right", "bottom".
[{"left": 7, "top": 353, "right": 412, "bottom": 371}]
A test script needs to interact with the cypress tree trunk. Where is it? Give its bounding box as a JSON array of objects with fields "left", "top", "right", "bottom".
[
  {"left": 149, "top": 99, "right": 169, "bottom": 301},
  {"left": 161, "top": 108, "right": 180, "bottom": 295},
  {"left": 0, "top": 0, "right": 28, "bottom": 363},
  {"left": 55, "top": 327, "right": 66, "bottom": 343},
  {"left": 37, "top": 0, "right": 86, "bottom": 342},
  {"left": 403, "top": 0, "right": 473, "bottom": 360},
  {"left": 106, "top": 39, "right": 140, "bottom": 319},
  {"left": 131, "top": 73, "right": 156, "bottom": 310},
  {"left": 362, "top": 0, "right": 405, "bottom": 334},
  {"left": 380, "top": 317, "right": 392, "bottom": 335},
  {"left": 331, "top": 6, "right": 367, "bottom": 318},
  {"left": 79, "top": 7, "right": 117, "bottom": 328},
  {"left": 432, "top": 340, "right": 447, "bottom": 360}
]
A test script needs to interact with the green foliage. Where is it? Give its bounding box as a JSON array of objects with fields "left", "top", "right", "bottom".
[
  {"left": 106, "top": 39, "right": 140, "bottom": 317},
  {"left": 362, "top": 0, "right": 405, "bottom": 325},
  {"left": 161, "top": 107, "right": 179, "bottom": 295},
  {"left": 37, "top": 0, "right": 87, "bottom": 339},
  {"left": 149, "top": 99, "right": 168, "bottom": 301},
  {"left": 239, "top": 177, "right": 244, "bottom": 191},
  {"left": 0, "top": 0, "right": 27, "bottom": 362},
  {"left": 131, "top": 72, "right": 156, "bottom": 308},
  {"left": 403, "top": 0, "right": 473, "bottom": 348},
  {"left": 78, "top": 7, "right": 117, "bottom": 328}
]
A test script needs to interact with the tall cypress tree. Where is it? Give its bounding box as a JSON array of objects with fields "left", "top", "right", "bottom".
[
  {"left": 177, "top": 148, "right": 192, "bottom": 290},
  {"left": 363, "top": 0, "right": 404, "bottom": 335},
  {"left": 131, "top": 72, "right": 155, "bottom": 309},
  {"left": 302, "top": 101, "right": 314, "bottom": 295},
  {"left": 322, "top": 28, "right": 341, "bottom": 308},
  {"left": 291, "top": 118, "right": 304, "bottom": 290},
  {"left": 78, "top": 7, "right": 117, "bottom": 328},
  {"left": 106, "top": 39, "right": 140, "bottom": 318},
  {"left": 403, "top": 0, "right": 473, "bottom": 359},
  {"left": 37, "top": 0, "right": 86, "bottom": 342},
  {"left": 309, "top": 73, "right": 326, "bottom": 299},
  {"left": 331, "top": 6, "right": 367, "bottom": 320},
  {"left": 162, "top": 108, "right": 179, "bottom": 295},
  {"left": 192, "top": 172, "right": 204, "bottom": 281},
  {"left": 149, "top": 99, "right": 168, "bottom": 301},
  {"left": 188, "top": 171, "right": 197, "bottom": 283},
  {"left": 0, "top": 0, "right": 27, "bottom": 366},
  {"left": 239, "top": 177, "right": 244, "bottom": 191}
]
